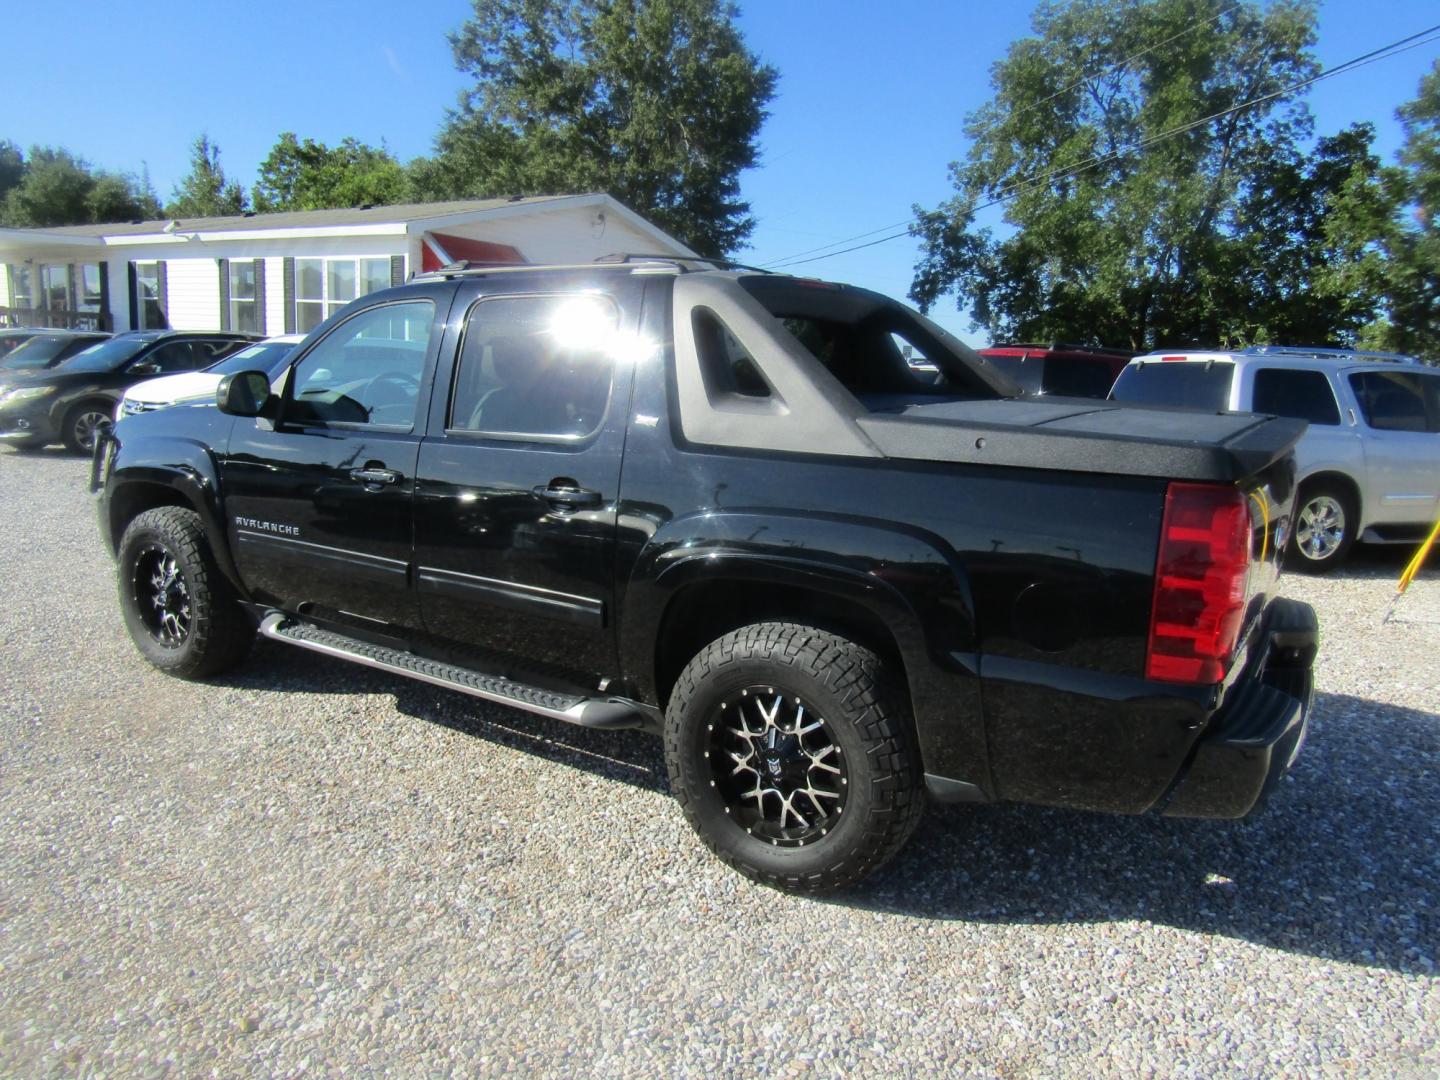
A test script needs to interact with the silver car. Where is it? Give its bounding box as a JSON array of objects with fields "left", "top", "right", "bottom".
[{"left": 1110, "top": 346, "right": 1440, "bottom": 570}]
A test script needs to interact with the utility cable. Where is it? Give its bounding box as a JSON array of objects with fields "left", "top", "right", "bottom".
[
  {"left": 761, "top": 0, "right": 1246, "bottom": 268},
  {"left": 762, "top": 22, "right": 1440, "bottom": 271}
]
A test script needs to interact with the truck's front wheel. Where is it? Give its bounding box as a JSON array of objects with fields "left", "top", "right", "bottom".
[
  {"left": 117, "top": 507, "right": 254, "bottom": 679},
  {"left": 664, "top": 622, "right": 923, "bottom": 893}
]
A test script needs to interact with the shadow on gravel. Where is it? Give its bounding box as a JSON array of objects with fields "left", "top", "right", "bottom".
[
  {"left": 852, "top": 690, "right": 1439, "bottom": 975},
  {"left": 221, "top": 644, "right": 1436, "bottom": 973},
  {"left": 223, "top": 639, "right": 669, "bottom": 793}
]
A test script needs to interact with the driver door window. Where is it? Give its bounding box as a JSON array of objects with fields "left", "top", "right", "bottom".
[
  {"left": 286, "top": 301, "right": 434, "bottom": 429},
  {"left": 138, "top": 342, "right": 199, "bottom": 374}
]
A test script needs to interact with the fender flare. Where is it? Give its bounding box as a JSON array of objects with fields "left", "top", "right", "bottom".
[
  {"left": 103, "top": 435, "right": 247, "bottom": 598},
  {"left": 620, "top": 509, "right": 990, "bottom": 795}
]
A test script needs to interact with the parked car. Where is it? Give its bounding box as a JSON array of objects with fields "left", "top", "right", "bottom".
[
  {"left": 0, "top": 330, "right": 255, "bottom": 452},
  {"left": 0, "top": 330, "right": 112, "bottom": 375},
  {"left": 118, "top": 334, "right": 306, "bottom": 419},
  {"left": 0, "top": 328, "right": 47, "bottom": 358},
  {"left": 977, "top": 343, "right": 1135, "bottom": 399},
  {"left": 1109, "top": 346, "right": 1440, "bottom": 570},
  {"left": 94, "top": 260, "right": 1315, "bottom": 893}
]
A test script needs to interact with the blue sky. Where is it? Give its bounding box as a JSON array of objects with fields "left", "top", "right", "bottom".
[{"left": 7, "top": 0, "right": 1439, "bottom": 342}]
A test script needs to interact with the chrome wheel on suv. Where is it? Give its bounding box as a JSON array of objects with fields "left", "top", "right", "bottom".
[{"left": 1290, "top": 486, "right": 1356, "bottom": 572}]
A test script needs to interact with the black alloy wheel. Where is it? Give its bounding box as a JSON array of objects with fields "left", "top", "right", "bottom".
[
  {"left": 666, "top": 622, "right": 924, "bottom": 893},
  {"left": 708, "top": 685, "right": 847, "bottom": 847},
  {"left": 131, "top": 542, "right": 193, "bottom": 648},
  {"left": 117, "top": 507, "right": 255, "bottom": 678}
]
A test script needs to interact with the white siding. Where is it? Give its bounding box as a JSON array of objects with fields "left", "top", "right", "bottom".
[
  {"left": 163, "top": 258, "right": 222, "bottom": 331},
  {"left": 104, "top": 257, "right": 128, "bottom": 330},
  {"left": 263, "top": 257, "right": 285, "bottom": 336},
  {"left": 0, "top": 266, "right": 10, "bottom": 308}
]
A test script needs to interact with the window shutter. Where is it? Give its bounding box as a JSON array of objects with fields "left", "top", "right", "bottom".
[
  {"left": 127, "top": 262, "right": 138, "bottom": 330},
  {"left": 156, "top": 262, "right": 169, "bottom": 328},
  {"left": 253, "top": 258, "right": 267, "bottom": 335},
  {"left": 98, "top": 264, "right": 110, "bottom": 331},
  {"left": 282, "top": 257, "right": 295, "bottom": 333},
  {"left": 390, "top": 255, "right": 405, "bottom": 287},
  {"left": 218, "top": 258, "right": 231, "bottom": 331}
]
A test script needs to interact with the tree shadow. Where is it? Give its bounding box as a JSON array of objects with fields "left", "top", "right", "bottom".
[{"left": 221, "top": 645, "right": 1437, "bottom": 973}]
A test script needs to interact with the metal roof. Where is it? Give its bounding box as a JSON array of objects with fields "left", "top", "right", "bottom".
[{"left": 4, "top": 195, "right": 586, "bottom": 239}]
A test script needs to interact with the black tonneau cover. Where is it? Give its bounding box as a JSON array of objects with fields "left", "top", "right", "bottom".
[{"left": 857, "top": 398, "right": 1305, "bottom": 483}]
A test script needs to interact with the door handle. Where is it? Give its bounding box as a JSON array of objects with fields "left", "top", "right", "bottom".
[
  {"left": 349, "top": 466, "right": 401, "bottom": 486},
  {"left": 532, "top": 482, "right": 602, "bottom": 508}
]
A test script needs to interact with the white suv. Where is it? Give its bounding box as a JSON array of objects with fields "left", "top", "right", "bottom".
[{"left": 1110, "top": 346, "right": 1440, "bottom": 570}]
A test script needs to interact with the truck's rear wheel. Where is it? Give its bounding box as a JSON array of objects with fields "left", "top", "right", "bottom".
[
  {"left": 664, "top": 622, "right": 923, "bottom": 893},
  {"left": 1289, "top": 483, "right": 1356, "bottom": 572},
  {"left": 117, "top": 507, "right": 254, "bottom": 678}
]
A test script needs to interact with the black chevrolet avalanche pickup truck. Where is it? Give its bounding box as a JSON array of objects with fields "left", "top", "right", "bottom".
[{"left": 94, "top": 259, "right": 1318, "bottom": 892}]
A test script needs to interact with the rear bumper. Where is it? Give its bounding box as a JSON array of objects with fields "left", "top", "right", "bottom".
[{"left": 1162, "top": 597, "right": 1317, "bottom": 818}]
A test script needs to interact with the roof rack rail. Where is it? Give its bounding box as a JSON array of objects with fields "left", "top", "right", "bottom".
[
  {"left": 1244, "top": 345, "right": 1421, "bottom": 364},
  {"left": 592, "top": 252, "right": 776, "bottom": 274}
]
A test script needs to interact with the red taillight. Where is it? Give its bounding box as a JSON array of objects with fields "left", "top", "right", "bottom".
[{"left": 1146, "top": 482, "right": 1252, "bottom": 685}]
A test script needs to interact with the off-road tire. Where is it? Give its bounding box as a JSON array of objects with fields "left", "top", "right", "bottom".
[
  {"left": 1288, "top": 482, "right": 1357, "bottom": 573},
  {"left": 117, "top": 507, "right": 254, "bottom": 678},
  {"left": 665, "top": 622, "right": 924, "bottom": 893}
]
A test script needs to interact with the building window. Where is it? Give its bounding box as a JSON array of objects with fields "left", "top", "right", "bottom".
[
  {"left": 40, "top": 264, "right": 71, "bottom": 312},
  {"left": 135, "top": 262, "right": 166, "bottom": 329},
  {"left": 7, "top": 265, "right": 34, "bottom": 310},
  {"left": 79, "top": 264, "right": 103, "bottom": 313},
  {"left": 294, "top": 256, "right": 392, "bottom": 333},
  {"left": 230, "top": 260, "right": 259, "bottom": 334}
]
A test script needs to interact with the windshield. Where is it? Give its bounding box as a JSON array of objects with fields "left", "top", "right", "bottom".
[
  {"left": 207, "top": 340, "right": 297, "bottom": 376},
  {"left": 1109, "top": 360, "right": 1235, "bottom": 411},
  {"left": 986, "top": 354, "right": 1121, "bottom": 399},
  {"left": 58, "top": 336, "right": 151, "bottom": 373},
  {"left": 0, "top": 336, "right": 75, "bottom": 371}
]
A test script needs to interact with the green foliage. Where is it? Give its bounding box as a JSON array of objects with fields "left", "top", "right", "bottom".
[
  {"left": 1356, "top": 60, "right": 1440, "bottom": 361},
  {"left": 424, "top": 0, "right": 777, "bottom": 255},
  {"left": 166, "top": 135, "right": 247, "bottom": 219},
  {"left": 0, "top": 141, "right": 24, "bottom": 203},
  {"left": 0, "top": 144, "right": 158, "bottom": 227},
  {"left": 909, "top": 0, "right": 1373, "bottom": 350},
  {"left": 253, "top": 133, "right": 410, "bottom": 212}
]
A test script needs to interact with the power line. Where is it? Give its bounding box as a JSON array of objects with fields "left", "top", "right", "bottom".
[
  {"left": 760, "top": 0, "right": 1246, "bottom": 269},
  {"left": 762, "top": 22, "right": 1440, "bottom": 272}
]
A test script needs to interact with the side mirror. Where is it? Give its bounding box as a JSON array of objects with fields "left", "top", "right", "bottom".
[
  {"left": 216, "top": 370, "right": 274, "bottom": 418},
  {"left": 130, "top": 360, "right": 161, "bottom": 376}
]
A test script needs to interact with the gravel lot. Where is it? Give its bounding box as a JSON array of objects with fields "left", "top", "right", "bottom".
[{"left": 0, "top": 445, "right": 1436, "bottom": 1078}]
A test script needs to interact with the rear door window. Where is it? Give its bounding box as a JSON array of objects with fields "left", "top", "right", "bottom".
[
  {"left": 449, "top": 293, "right": 617, "bottom": 440},
  {"left": 1251, "top": 368, "right": 1340, "bottom": 425},
  {"left": 1109, "top": 361, "right": 1235, "bottom": 411},
  {"left": 1349, "top": 371, "right": 1440, "bottom": 432}
]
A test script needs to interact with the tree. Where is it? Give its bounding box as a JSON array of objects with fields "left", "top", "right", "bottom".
[
  {"left": 167, "top": 135, "right": 247, "bottom": 218},
  {"left": 0, "top": 145, "right": 157, "bottom": 227},
  {"left": 253, "top": 133, "right": 410, "bottom": 212},
  {"left": 0, "top": 141, "right": 24, "bottom": 204},
  {"left": 1228, "top": 123, "right": 1395, "bottom": 346},
  {"left": 1354, "top": 60, "right": 1440, "bottom": 361},
  {"left": 423, "top": 0, "right": 777, "bottom": 256},
  {"left": 911, "top": 0, "right": 1339, "bottom": 350}
]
